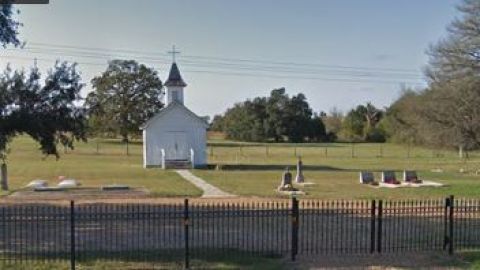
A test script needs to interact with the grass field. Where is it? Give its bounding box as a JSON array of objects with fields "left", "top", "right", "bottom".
[
  {"left": 0, "top": 255, "right": 285, "bottom": 270},
  {"left": 195, "top": 140, "right": 480, "bottom": 199},
  {"left": 2, "top": 137, "right": 202, "bottom": 197},
  {"left": 3, "top": 136, "right": 480, "bottom": 199}
]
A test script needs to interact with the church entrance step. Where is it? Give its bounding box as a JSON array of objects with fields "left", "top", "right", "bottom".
[{"left": 165, "top": 160, "right": 192, "bottom": 169}]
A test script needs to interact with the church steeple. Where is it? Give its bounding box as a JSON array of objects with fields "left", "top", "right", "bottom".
[
  {"left": 165, "top": 62, "right": 187, "bottom": 87},
  {"left": 164, "top": 62, "right": 187, "bottom": 105},
  {"left": 164, "top": 46, "right": 187, "bottom": 105}
]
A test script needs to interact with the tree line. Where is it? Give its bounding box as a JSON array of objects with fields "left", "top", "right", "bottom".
[
  {"left": 210, "top": 88, "right": 329, "bottom": 143},
  {"left": 383, "top": 0, "right": 480, "bottom": 156},
  {"left": 210, "top": 91, "right": 388, "bottom": 143},
  {"left": 213, "top": 0, "right": 480, "bottom": 151}
]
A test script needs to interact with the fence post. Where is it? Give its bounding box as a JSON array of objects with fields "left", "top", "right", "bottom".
[
  {"left": 370, "top": 200, "right": 376, "bottom": 253},
  {"left": 377, "top": 200, "right": 383, "bottom": 253},
  {"left": 291, "top": 197, "right": 299, "bottom": 261},
  {"left": 449, "top": 195, "right": 454, "bottom": 255},
  {"left": 444, "top": 196, "right": 449, "bottom": 250},
  {"left": 184, "top": 199, "right": 190, "bottom": 269},
  {"left": 70, "top": 200, "right": 75, "bottom": 270}
]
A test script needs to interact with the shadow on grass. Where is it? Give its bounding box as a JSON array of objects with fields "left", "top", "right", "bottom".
[
  {"left": 207, "top": 141, "right": 347, "bottom": 148},
  {"left": 203, "top": 164, "right": 356, "bottom": 171}
]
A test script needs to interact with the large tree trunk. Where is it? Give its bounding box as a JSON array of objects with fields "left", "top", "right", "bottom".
[
  {"left": 459, "top": 145, "right": 464, "bottom": 159},
  {"left": 1, "top": 163, "right": 8, "bottom": 191}
]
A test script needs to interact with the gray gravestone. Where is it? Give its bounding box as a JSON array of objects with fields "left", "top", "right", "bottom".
[
  {"left": 382, "top": 171, "right": 397, "bottom": 183},
  {"left": 403, "top": 170, "right": 418, "bottom": 182},
  {"left": 280, "top": 167, "right": 292, "bottom": 187},
  {"left": 295, "top": 157, "right": 305, "bottom": 183},
  {"left": 359, "top": 171, "right": 374, "bottom": 184}
]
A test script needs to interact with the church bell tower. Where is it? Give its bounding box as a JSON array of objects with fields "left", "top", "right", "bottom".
[
  {"left": 164, "top": 46, "right": 187, "bottom": 105},
  {"left": 164, "top": 62, "right": 187, "bottom": 105}
]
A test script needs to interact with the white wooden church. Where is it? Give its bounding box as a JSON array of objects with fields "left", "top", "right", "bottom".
[{"left": 141, "top": 62, "right": 208, "bottom": 169}]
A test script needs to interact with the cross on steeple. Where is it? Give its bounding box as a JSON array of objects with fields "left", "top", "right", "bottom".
[{"left": 167, "top": 45, "right": 180, "bottom": 63}]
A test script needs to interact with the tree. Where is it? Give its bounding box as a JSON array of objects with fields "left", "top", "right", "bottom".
[
  {"left": 307, "top": 114, "right": 327, "bottom": 142},
  {"left": 218, "top": 97, "right": 267, "bottom": 142},
  {"left": 265, "top": 88, "right": 289, "bottom": 142},
  {"left": 340, "top": 103, "right": 385, "bottom": 142},
  {"left": 423, "top": 0, "right": 480, "bottom": 152},
  {"left": 210, "top": 114, "right": 225, "bottom": 132},
  {"left": 340, "top": 105, "right": 367, "bottom": 141},
  {"left": 363, "top": 103, "right": 382, "bottom": 132},
  {"left": 283, "top": 93, "right": 314, "bottom": 142},
  {"left": 426, "top": 0, "right": 480, "bottom": 83},
  {"left": 383, "top": 89, "right": 426, "bottom": 145},
  {"left": 86, "top": 60, "right": 163, "bottom": 142},
  {"left": 0, "top": 4, "right": 22, "bottom": 48},
  {"left": 214, "top": 88, "right": 326, "bottom": 142},
  {"left": 323, "top": 108, "right": 343, "bottom": 133},
  {"left": 0, "top": 62, "right": 87, "bottom": 190},
  {"left": 362, "top": 103, "right": 384, "bottom": 142}
]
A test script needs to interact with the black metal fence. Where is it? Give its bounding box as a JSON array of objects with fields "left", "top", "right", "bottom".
[{"left": 0, "top": 196, "right": 479, "bottom": 269}]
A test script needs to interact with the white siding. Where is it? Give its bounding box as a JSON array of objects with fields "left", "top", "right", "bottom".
[{"left": 143, "top": 105, "right": 207, "bottom": 168}]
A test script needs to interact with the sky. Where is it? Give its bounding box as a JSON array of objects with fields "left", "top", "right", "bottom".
[{"left": 1, "top": 0, "right": 461, "bottom": 118}]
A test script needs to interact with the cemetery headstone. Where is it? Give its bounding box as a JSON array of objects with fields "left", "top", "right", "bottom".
[
  {"left": 359, "top": 171, "right": 375, "bottom": 184},
  {"left": 278, "top": 167, "right": 296, "bottom": 191},
  {"left": 382, "top": 171, "right": 398, "bottom": 184},
  {"left": 403, "top": 170, "right": 421, "bottom": 183}
]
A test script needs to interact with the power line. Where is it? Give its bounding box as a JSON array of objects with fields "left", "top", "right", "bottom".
[
  {"left": 1, "top": 55, "right": 425, "bottom": 86},
  {"left": 19, "top": 47, "right": 424, "bottom": 81},
  {"left": 26, "top": 42, "right": 422, "bottom": 75},
  {"left": 2, "top": 42, "right": 426, "bottom": 85}
]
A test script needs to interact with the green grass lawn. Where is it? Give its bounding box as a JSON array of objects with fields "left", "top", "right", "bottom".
[
  {"left": 4, "top": 137, "right": 480, "bottom": 200},
  {"left": 0, "top": 255, "right": 286, "bottom": 270},
  {"left": 194, "top": 141, "right": 480, "bottom": 199},
  {"left": 2, "top": 136, "right": 202, "bottom": 197}
]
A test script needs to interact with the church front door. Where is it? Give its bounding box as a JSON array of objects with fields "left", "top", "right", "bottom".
[{"left": 165, "top": 131, "right": 188, "bottom": 160}]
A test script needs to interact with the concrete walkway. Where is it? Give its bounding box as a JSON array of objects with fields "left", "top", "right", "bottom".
[{"left": 175, "top": 170, "right": 235, "bottom": 198}]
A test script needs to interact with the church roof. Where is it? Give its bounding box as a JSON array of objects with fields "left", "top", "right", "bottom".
[
  {"left": 139, "top": 101, "right": 208, "bottom": 130},
  {"left": 164, "top": 62, "right": 187, "bottom": 87}
]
